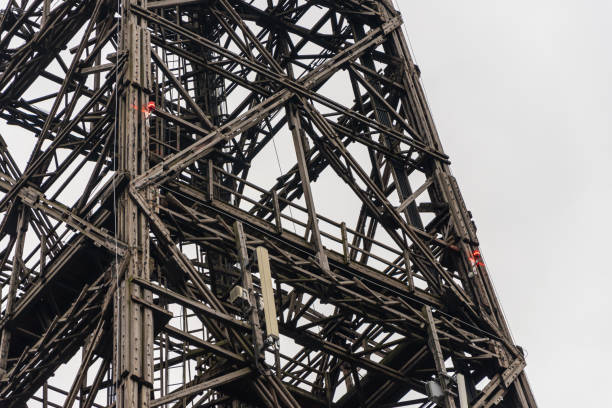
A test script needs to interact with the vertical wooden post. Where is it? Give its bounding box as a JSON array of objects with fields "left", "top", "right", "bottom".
[
  {"left": 80, "top": 336, "right": 88, "bottom": 408},
  {"left": 39, "top": 233, "right": 46, "bottom": 278},
  {"left": 341, "top": 222, "right": 349, "bottom": 264},
  {"left": 41, "top": 0, "right": 50, "bottom": 26},
  {"left": 403, "top": 249, "right": 415, "bottom": 292},
  {"left": 272, "top": 190, "right": 282, "bottom": 234},
  {"left": 0, "top": 206, "right": 26, "bottom": 375},
  {"left": 208, "top": 159, "right": 214, "bottom": 202},
  {"left": 287, "top": 103, "right": 331, "bottom": 275},
  {"left": 43, "top": 382, "right": 48, "bottom": 408},
  {"left": 457, "top": 373, "right": 469, "bottom": 408}
]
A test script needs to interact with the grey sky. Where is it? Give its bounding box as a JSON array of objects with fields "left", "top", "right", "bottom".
[
  {"left": 0, "top": 1, "right": 608, "bottom": 405},
  {"left": 398, "top": 1, "right": 612, "bottom": 406}
]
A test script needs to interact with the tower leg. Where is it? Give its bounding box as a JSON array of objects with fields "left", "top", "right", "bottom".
[{"left": 114, "top": 1, "right": 153, "bottom": 406}]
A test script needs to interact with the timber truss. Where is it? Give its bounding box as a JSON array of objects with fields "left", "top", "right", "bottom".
[{"left": 0, "top": 0, "right": 537, "bottom": 407}]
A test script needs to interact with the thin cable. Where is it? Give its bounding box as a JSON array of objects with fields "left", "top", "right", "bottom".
[
  {"left": 271, "top": 138, "right": 297, "bottom": 234},
  {"left": 392, "top": 0, "right": 518, "bottom": 346},
  {"left": 480, "top": 252, "right": 517, "bottom": 343},
  {"left": 391, "top": 0, "right": 418, "bottom": 65},
  {"left": 392, "top": 0, "right": 434, "bottom": 109}
]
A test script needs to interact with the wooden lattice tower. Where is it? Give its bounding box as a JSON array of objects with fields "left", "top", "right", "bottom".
[{"left": 0, "top": 1, "right": 537, "bottom": 407}]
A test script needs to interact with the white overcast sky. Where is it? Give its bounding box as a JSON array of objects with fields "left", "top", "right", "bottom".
[
  {"left": 0, "top": 1, "right": 609, "bottom": 406},
  {"left": 398, "top": 1, "right": 612, "bottom": 406}
]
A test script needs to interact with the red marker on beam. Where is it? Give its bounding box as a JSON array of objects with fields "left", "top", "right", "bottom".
[
  {"left": 469, "top": 249, "right": 484, "bottom": 267},
  {"left": 145, "top": 101, "right": 156, "bottom": 118}
]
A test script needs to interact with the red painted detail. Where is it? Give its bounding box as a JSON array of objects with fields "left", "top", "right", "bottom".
[{"left": 470, "top": 249, "right": 484, "bottom": 268}]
